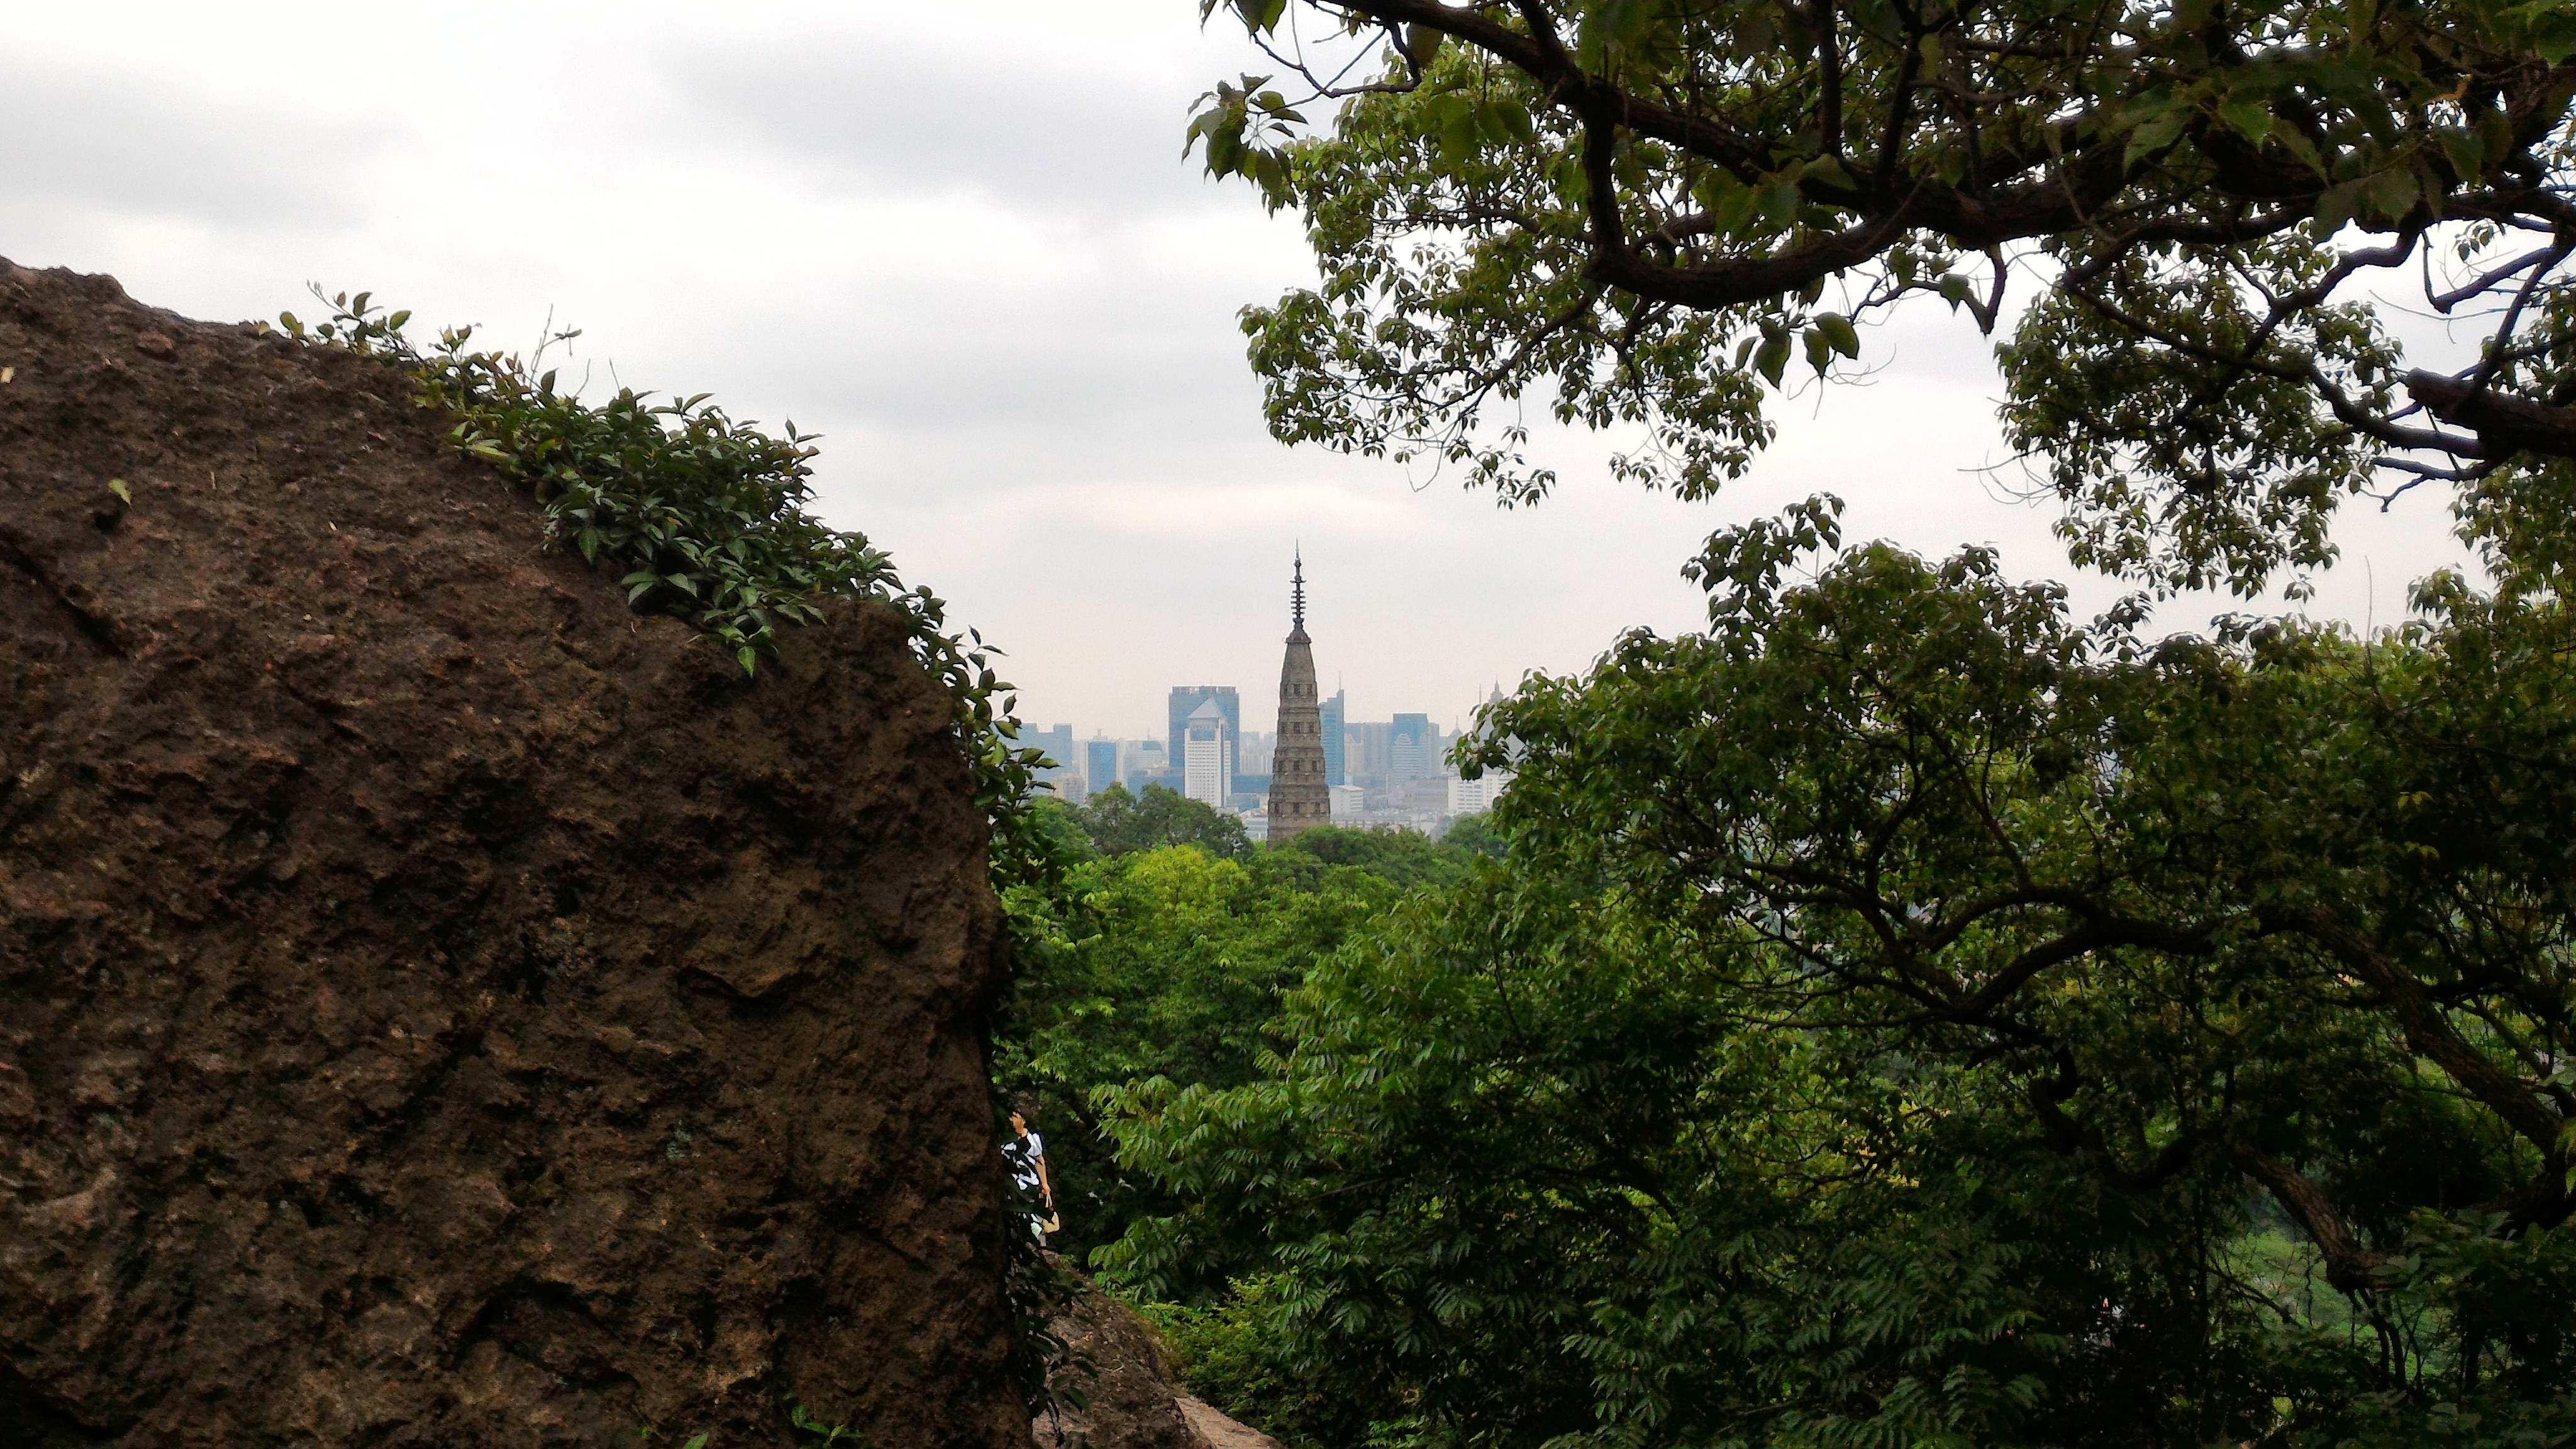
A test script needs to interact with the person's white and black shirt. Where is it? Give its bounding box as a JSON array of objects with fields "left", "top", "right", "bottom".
[{"left": 1002, "top": 1129, "right": 1046, "bottom": 1196}]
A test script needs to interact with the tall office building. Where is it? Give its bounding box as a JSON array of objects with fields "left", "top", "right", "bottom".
[
  {"left": 1124, "top": 739, "right": 1168, "bottom": 792},
  {"left": 1237, "top": 730, "right": 1275, "bottom": 776},
  {"left": 1167, "top": 686, "right": 1240, "bottom": 788},
  {"left": 1319, "top": 689, "right": 1346, "bottom": 787},
  {"left": 1023, "top": 723, "right": 1078, "bottom": 796},
  {"left": 1390, "top": 713, "right": 1435, "bottom": 784},
  {"left": 1447, "top": 770, "right": 1512, "bottom": 816},
  {"left": 1350, "top": 720, "right": 1394, "bottom": 786},
  {"left": 1029, "top": 723, "right": 1074, "bottom": 769},
  {"left": 1180, "top": 699, "right": 1232, "bottom": 810},
  {"left": 1084, "top": 737, "right": 1119, "bottom": 796},
  {"left": 1268, "top": 552, "right": 1331, "bottom": 843}
]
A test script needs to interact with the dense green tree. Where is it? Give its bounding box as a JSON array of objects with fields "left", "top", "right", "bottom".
[
  {"left": 1019, "top": 796, "right": 1102, "bottom": 867},
  {"left": 997, "top": 840, "right": 1465, "bottom": 1259},
  {"left": 1074, "top": 17, "right": 2576, "bottom": 1438},
  {"left": 1433, "top": 812, "right": 1512, "bottom": 861},
  {"left": 1069, "top": 782, "right": 1253, "bottom": 860},
  {"left": 1191, "top": 0, "right": 2576, "bottom": 594},
  {"left": 1275, "top": 823, "right": 1481, "bottom": 888},
  {"left": 1102, "top": 496, "right": 2576, "bottom": 1446}
]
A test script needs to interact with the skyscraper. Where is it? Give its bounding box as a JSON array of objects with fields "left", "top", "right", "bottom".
[
  {"left": 1350, "top": 721, "right": 1394, "bottom": 786},
  {"left": 1022, "top": 723, "right": 1077, "bottom": 795},
  {"left": 1167, "top": 686, "right": 1240, "bottom": 788},
  {"left": 1390, "top": 713, "right": 1434, "bottom": 784},
  {"left": 1124, "top": 739, "right": 1169, "bottom": 792},
  {"left": 1084, "top": 737, "right": 1119, "bottom": 796},
  {"left": 1319, "top": 689, "right": 1346, "bottom": 787},
  {"left": 1029, "top": 723, "right": 1075, "bottom": 770},
  {"left": 1269, "top": 552, "right": 1331, "bottom": 843},
  {"left": 1181, "top": 699, "right": 1231, "bottom": 809}
]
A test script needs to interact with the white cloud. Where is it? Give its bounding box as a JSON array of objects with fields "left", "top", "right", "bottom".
[
  {"left": 8, "top": 1, "right": 2477, "bottom": 741},
  {"left": 0, "top": 54, "right": 399, "bottom": 226}
]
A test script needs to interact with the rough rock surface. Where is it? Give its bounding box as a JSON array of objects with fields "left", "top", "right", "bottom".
[
  {"left": 1031, "top": 1285, "right": 1205, "bottom": 1449},
  {"left": 0, "top": 261, "right": 1031, "bottom": 1448},
  {"left": 1030, "top": 1280, "right": 1279, "bottom": 1449},
  {"left": 1174, "top": 1399, "right": 1279, "bottom": 1449}
]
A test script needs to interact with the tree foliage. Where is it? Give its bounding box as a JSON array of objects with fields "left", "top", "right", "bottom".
[
  {"left": 1102, "top": 492, "right": 2576, "bottom": 1446},
  {"left": 1071, "top": 783, "right": 1257, "bottom": 860},
  {"left": 997, "top": 831, "right": 1482, "bottom": 1261},
  {"left": 1279, "top": 823, "right": 1490, "bottom": 887},
  {"left": 1124, "top": 9, "right": 2576, "bottom": 1440},
  {"left": 1192, "top": 0, "right": 2576, "bottom": 594}
]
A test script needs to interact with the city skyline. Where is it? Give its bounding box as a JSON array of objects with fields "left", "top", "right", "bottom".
[
  {"left": 1026, "top": 558, "right": 1520, "bottom": 838},
  {"left": 1019, "top": 549, "right": 1524, "bottom": 743},
  {"left": 1028, "top": 557, "right": 1499, "bottom": 837}
]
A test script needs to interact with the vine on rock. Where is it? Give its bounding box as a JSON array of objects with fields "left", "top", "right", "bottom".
[{"left": 276, "top": 289, "right": 1062, "bottom": 892}]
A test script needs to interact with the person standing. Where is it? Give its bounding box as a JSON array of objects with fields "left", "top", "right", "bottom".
[{"left": 1001, "top": 1101, "right": 1057, "bottom": 1244}]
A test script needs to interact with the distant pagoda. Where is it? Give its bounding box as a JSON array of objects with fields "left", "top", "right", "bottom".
[{"left": 1268, "top": 551, "right": 1330, "bottom": 844}]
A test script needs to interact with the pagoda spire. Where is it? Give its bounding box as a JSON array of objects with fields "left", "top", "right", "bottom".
[{"left": 1269, "top": 549, "right": 1330, "bottom": 843}]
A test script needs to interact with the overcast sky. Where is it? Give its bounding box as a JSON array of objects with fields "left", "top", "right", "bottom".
[{"left": 9, "top": 2, "right": 2475, "bottom": 739}]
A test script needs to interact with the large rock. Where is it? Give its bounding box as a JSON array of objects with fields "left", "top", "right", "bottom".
[
  {"left": 1031, "top": 1280, "right": 1278, "bottom": 1449},
  {"left": 0, "top": 262, "right": 1031, "bottom": 1448},
  {"left": 1032, "top": 1285, "right": 1202, "bottom": 1449}
]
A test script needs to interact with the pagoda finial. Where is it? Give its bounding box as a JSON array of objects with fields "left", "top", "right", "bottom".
[{"left": 1291, "top": 546, "right": 1306, "bottom": 632}]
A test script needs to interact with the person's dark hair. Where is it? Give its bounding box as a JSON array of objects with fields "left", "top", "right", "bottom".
[{"left": 1009, "top": 1096, "right": 1040, "bottom": 1124}]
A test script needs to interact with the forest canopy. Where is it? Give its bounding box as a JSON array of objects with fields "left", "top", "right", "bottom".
[
  {"left": 982, "top": 6, "right": 2576, "bottom": 1447},
  {"left": 1099, "top": 499, "right": 2576, "bottom": 1446},
  {"left": 1189, "top": 0, "right": 2576, "bottom": 594}
]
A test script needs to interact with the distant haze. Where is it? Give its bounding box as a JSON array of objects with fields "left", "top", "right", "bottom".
[{"left": 11, "top": 1, "right": 2472, "bottom": 738}]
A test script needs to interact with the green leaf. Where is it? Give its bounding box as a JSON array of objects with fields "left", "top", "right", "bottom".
[
  {"left": 2124, "top": 110, "right": 2187, "bottom": 169},
  {"left": 1699, "top": 172, "right": 1761, "bottom": 236},
  {"left": 1799, "top": 153, "right": 1857, "bottom": 191},
  {"left": 2311, "top": 179, "right": 2366, "bottom": 236},
  {"left": 2363, "top": 167, "right": 2419, "bottom": 221},
  {"left": 2273, "top": 124, "right": 2326, "bottom": 175},
  {"left": 1816, "top": 313, "right": 1861, "bottom": 358},
  {"left": 2436, "top": 126, "right": 2483, "bottom": 181},
  {"left": 107, "top": 478, "right": 131, "bottom": 504},
  {"left": 2476, "top": 107, "right": 2518, "bottom": 169},
  {"left": 2215, "top": 100, "right": 2272, "bottom": 145},
  {"left": 1403, "top": 23, "right": 1445, "bottom": 69},
  {"left": 1758, "top": 178, "right": 1802, "bottom": 230},
  {"left": 1427, "top": 93, "right": 1480, "bottom": 169},
  {"left": 1754, "top": 331, "right": 1791, "bottom": 385}
]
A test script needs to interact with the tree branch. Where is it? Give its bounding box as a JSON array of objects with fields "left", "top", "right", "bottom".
[
  {"left": 2405, "top": 369, "right": 2576, "bottom": 464},
  {"left": 2260, "top": 903, "right": 2567, "bottom": 1155},
  {"left": 2231, "top": 1145, "right": 2388, "bottom": 1295}
]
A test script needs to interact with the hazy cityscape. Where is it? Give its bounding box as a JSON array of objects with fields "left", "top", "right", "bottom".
[
  {"left": 1016, "top": 569, "right": 1514, "bottom": 841},
  {"left": 1021, "top": 686, "right": 1515, "bottom": 841}
]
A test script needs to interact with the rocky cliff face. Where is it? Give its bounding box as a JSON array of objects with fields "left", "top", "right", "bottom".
[
  {"left": 1033, "top": 1283, "right": 1202, "bottom": 1449},
  {"left": 1031, "top": 1279, "right": 1280, "bottom": 1449},
  {"left": 0, "top": 262, "right": 1030, "bottom": 1448}
]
